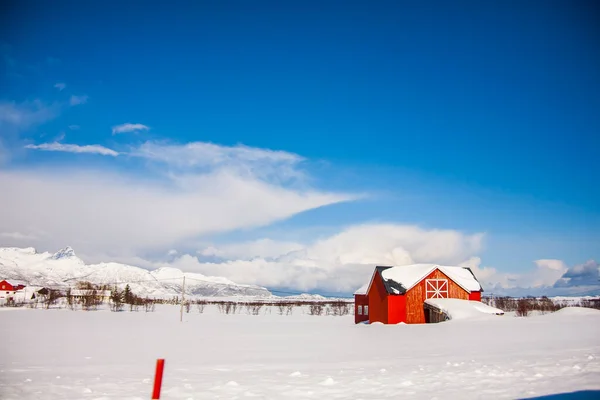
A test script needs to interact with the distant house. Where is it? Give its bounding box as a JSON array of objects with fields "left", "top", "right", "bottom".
[
  {"left": 70, "top": 289, "right": 112, "bottom": 303},
  {"left": 354, "top": 265, "right": 484, "bottom": 324},
  {"left": 0, "top": 280, "right": 27, "bottom": 303},
  {"left": 13, "top": 286, "right": 47, "bottom": 303}
]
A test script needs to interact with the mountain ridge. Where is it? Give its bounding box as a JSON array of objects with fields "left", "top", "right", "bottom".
[{"left": 0, "top": 246, "right": 271, "bottom": 298}]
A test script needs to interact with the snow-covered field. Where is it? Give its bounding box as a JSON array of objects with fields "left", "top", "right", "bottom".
[{"left": 1, "top": 305, "right": 600, "bottom": 400}]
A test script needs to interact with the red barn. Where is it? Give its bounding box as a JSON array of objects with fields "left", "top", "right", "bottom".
[{"left": 354, "top": 264, "right": 483, "bottom": 324}]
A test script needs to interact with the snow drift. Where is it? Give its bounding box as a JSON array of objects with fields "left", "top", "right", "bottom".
[{"left": 425, "top": 298, "right": 505, "bottom": 320}]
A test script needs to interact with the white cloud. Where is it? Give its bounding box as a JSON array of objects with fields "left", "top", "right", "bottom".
[
  {"left": 54, "top": 82, "right": 66, "bottom": 91},
  {"left": 532, "top": 259, "right": 569, "bottom": 287},
  {"left": 24, "top": 142, "right": 119, "bottom": 157},
  {"left": 554, "top": 260, "right": 599, "bottom": 288},
  {"left": 112, "top": 123, "right": 150, "bottom": 135},
  {"left": 0, "top": 165, "right": 351, "bottom": 257},
  {"left": 69, "top": 95, "right": 88, "bottom": 106},
  {"left": 147, "top": 224, "right": 485, "bottom": 293},
  {"left": 0, "top": 100, "right": 61, "bottom": 131},
  {"left": 199, "top": 238, "right": 305, "bottom": 260}
]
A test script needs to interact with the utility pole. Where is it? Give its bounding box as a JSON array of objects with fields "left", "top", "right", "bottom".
[{"left": 180, "top": 275, "right": 186, "bottom": 323}]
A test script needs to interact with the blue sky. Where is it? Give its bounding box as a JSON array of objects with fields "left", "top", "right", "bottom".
[{"left": 1, "top": 1, "right": 599, "bottom": 295}]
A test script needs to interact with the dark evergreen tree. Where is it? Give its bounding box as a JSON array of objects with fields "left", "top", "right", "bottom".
[{"left": 124, "top": 284, "right": 133, "bottom": 305}]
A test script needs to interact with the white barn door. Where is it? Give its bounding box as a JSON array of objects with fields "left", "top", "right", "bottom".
[{"left": 425, "top": 279, "right": 448, "bottom": 299}]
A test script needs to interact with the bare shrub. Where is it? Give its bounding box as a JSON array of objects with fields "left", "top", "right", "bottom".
[
  {"left": 277, "top": 303, "right": 286, "bottom": 315},
  {"left": 82, "top": 289, "right": 102, "bottom": 311},
  {"left": 143, "top": 298, "right": 155, "bottom": 312},
  {"left": 43, "top": 289, "right": 62, "bottom": 309},
  {"left": 185, "top": 301, "right": 191, "bottom": 313},
  {"left": 329, "top": 301, "right": 350, "bottom": 316},
  {"left": 245, "top": 302, "right": 263, "bottom": 315},
  {"left": 309, "top": 303, "right": 324, "bottom": 316},
  {"left": 218, "top": 302, "right": 237, "bottom": 314},
  {"left": 516, "top": 298, "right": 531, "bottom": 317},
  {"left": 197, "top": 300, "right": 206, "bottom": 313}
]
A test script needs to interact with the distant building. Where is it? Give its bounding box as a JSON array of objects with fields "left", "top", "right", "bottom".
[
  {"left": 354, "top": 265, "right": 484, "bottom": 324},
  {"left": 70, "top": 289, "right": 112, "bottom": 303},
  {"left": 0, "top": 280, "right": 27, "bottom": 303}
]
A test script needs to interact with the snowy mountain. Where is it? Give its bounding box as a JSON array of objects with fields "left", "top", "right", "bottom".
[{"left": 0, "top": 247, "right": 271, "bottom": 299}]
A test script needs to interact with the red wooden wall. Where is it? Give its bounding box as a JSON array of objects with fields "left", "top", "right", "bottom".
[
  {"left": 469, "top": 291, "right": 481, "bottom": 301},
  {"left": 367, "top": 270, "right": 389, "bottom": 323},
  {"left": 404, "top": 269, "right": 469, "bottom": 324},
  {"left": 354, "top": 294, "right": 369, "bottom": 323},
  {"left": 387, "top": 295, "right": 407, "bottom": 324}
]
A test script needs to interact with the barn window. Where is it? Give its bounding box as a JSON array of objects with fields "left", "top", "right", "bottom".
[
  {"left": 357, "top": 305, "right": 363, "bottom": 315},
  {"left": 425, "top": 279, "right": 448, "bottom": 299},
  {"left": 364, "top": 305, "right": 369, "bottom": 315}
]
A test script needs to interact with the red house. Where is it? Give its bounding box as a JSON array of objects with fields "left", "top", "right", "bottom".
[
  {"left": 0, "top": 280, "right": 26, "bottom": 292},
  {"left": 0, "top": 280, "right": 26, "bottom": 302},
  {"left": 354, "top": 264, "right": 483, "bottom": 324}
]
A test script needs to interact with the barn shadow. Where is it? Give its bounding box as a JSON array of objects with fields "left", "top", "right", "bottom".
[{"left": 520, "top": 390, "right": 600, "bottom": 399}]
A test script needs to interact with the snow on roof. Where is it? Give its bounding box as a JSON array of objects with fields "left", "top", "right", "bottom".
[
  {"left": 354, "top": 283, "right": 369, "bottom": 295},
  {"left": 380, "top": 264, "right": 481, "bottom": 293},
  {"left": 424, "top": 298, "right": 504, "bottom": 320}
]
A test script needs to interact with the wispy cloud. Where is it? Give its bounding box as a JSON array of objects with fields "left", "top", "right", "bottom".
[
  {"left": 0, "top": 168, "right": 350, "bottom": 256},
  {"left": 55, "top": 132, "right": 66, "bottom": 142},
  {"left": 0, "top": 100, "right": 61, "bottom": 131},
  {"left": 25, "top": 142, "right": 119, "bottom": 156},
  {"left": 69, "top": 95, "right": 88, "bottom": 106},
  {"left": 112, "top": 123, "right": 150, "bottom": 135},
  {"left": 54, "top": 82, "right": 66, "bottom": 91},
  {"left": 132, "top": 141, "right": 306, "bottom": 183},
  {"left": 4, "top": 139, "right": 354, "bottom": 256},
  {"left": 68, "top": 125, "right": 80, "bottom": 130}
]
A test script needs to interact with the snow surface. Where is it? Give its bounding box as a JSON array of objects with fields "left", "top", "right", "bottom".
[
  {"left": 1, "top": 305, "right": 599, "bottom": 399},
  {"left": 424, "top": 298, "right": 505, "bottom": 320},
  {"left": 381, "top": 264, "right": 481, "bottom": 293}
]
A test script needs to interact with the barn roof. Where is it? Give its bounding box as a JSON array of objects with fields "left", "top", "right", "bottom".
[
  {"left": 383, "top": 264, "right": 481, "bottom": 294},
  {"left": 361, "top": 264, "right": 482, "bottom": 295}
]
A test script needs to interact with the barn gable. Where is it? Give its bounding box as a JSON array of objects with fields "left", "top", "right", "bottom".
[{"left": 379, "top": 264, "right": 481, "bottom": 294}]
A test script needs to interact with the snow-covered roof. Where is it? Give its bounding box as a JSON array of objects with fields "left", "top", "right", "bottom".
[
  {"left": 424, "top": 298, "right": 504, "bottom": 320},
  {"left": 353, "top": 283, "right": 369, "bottom": 295},
  {"left": 380, "top": 264, "right": 482, "bottom": 294}
]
